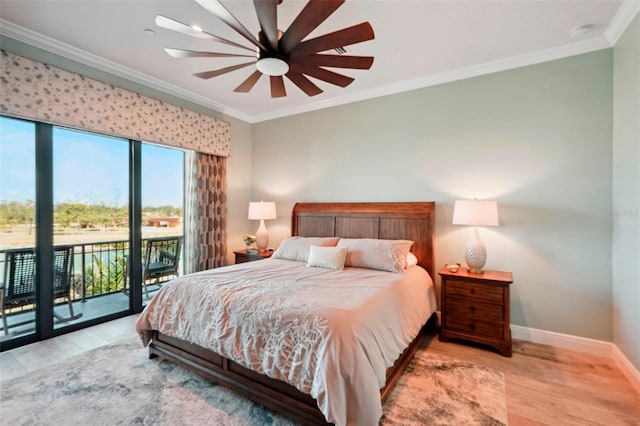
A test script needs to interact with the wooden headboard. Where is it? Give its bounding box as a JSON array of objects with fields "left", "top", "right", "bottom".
[{"left": 291, "top": 202, "right": 435, "bottom": 279}]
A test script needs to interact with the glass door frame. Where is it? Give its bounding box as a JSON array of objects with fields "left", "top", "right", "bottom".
[{"left": 0, "top": 120, "right": 145, "bottom": 351}]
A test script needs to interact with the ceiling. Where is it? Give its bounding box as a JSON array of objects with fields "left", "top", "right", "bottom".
[{"left": 0, "top": 1, "right": 637, "bottom": 123}]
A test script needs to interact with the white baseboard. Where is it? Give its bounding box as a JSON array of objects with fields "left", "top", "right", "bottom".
[
  {"left": 510, "top": 324, "right": 613, "bottom": 357},
  {"left": 433, "top": 315, "right": 640, "bottom": 391},
  {"left": 510, "top": 324, "right": 640, "bottom": 393},
  {"left": 612, "top": 345, "right": 640, "bottom": 394}
]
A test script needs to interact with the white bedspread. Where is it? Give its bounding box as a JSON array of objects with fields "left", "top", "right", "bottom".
[{"left": 136, "top": 258, "right": 437, "bottom": 426}]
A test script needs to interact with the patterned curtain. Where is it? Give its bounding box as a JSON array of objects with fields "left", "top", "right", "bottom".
[{"left": 184, "top": 151, "right": 228, "bottom": 274}]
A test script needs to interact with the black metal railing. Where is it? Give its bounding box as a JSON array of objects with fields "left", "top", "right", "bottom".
[
  {"left": 76, "top": 239, "right": 130, "bottom": 301},
  {"left": 0, "top": 236, "right": 183, "bottom": 314}
]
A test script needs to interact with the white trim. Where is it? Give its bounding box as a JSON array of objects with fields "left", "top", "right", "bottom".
[
  {"left": 512, "top": 325, "right": 640, "bottom": 395},
  {"left": 252, "top": 36, "right": 611, "bottom": 122},
  {"left": 0, "top": 19, "right": 253, "bottom": 123},
  {"left": 510, "top": 324, "right": 613, "bottom": 357},
  {"left": 612, "top": 345, "right": 640, "bottom": 394},
  {"left": 0, "top": 18, "right": 613, "bottom": 124},
  {"left": 604, "top": 1, "right": 640, "bottom": 46},
  {"left": 511, "top": 325, "right": 640, "bottom": 392},
  {"left": 2, "top": 2, "right": 637, "bottom": 123}
]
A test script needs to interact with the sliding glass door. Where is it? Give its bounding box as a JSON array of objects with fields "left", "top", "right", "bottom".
[
  {"left": 140, "top": 143, "right": 185, "bottom": 305},
  {"left": 1, "top": 116, "right": 187, "bottom": 350},
  {"left": 0, "top": 117, "right": 37, "bottom": 343},
  {"left": 52, "top": 128, "right": 131, "bottom": 330}
]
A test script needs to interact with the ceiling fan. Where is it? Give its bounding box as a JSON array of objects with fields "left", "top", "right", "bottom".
[{"left": 156, "top": 0, "right": 375, "bottom": 98}]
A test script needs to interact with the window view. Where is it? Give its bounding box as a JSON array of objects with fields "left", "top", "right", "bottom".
[
  {"left": 0, "top": 117, "right": 37, "bottom": 341},
  {"left": 140, "top": 143, "right": 184, "bottom": 304},
  {"left": 0, "top": 118, "right": 185, "bottom": 342},
  {"left": 52, "top": 127, "right": 131, "bottom": 329}
]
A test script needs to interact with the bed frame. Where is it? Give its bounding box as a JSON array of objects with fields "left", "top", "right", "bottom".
[{"left": 147, "top": 202, "right": 436, "bottom": 425}]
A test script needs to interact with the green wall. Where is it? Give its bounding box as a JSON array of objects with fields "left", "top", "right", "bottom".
[
  {"left": 5, "top": 28, "right": 638, "bottom": 363},
  {"left": 612, "top": 13, "right": 640, "bottom": 370},
  {"left": 253, "top": 50, "right": 615, "bottom": 341}
]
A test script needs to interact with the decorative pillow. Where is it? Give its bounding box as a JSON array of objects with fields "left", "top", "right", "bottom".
[
  {"left": 337, "top": 238, "right": 414, "bottom": 273},
  {"left": 271, "top": 236, "right": 340, "bottom": 262},
  {"left": 307, "top": 246, "right": 348, "bottom": 271},
  {"left": 405, "top": 252, "right": 419, "bottom": 268}
]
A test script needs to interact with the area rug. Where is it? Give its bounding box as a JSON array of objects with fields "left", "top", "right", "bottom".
[{"left": 0, "top": 336, "right": 507, "bottom": 425}]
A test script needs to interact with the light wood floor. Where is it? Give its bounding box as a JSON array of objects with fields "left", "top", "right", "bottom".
[{"left": 1, "top": 316, "right": 639, "bottom": 425}]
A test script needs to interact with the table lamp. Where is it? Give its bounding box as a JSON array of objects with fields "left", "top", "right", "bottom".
[
  {"left": 452, "top": 199, "right": 499, "bottom": 273},
  {"left": 248, "top": 201, "right": 277, "bottom": 252}
]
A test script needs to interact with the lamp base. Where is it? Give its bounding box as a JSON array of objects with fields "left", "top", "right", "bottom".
[
  {"left": 255, "top": 219, "right": 270, "bottom": 252},
  {"left": 464, "top": 228, "right": 487, "bottom": 274}
]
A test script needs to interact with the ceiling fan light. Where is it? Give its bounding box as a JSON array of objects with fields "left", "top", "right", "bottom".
[{"left": 256, "top": 57, "right": 289, "bottom": 76}]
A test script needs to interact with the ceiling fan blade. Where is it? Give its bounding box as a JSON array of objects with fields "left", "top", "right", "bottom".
[
  {"left": 234, "top": 70, "right": 262, "bottom": 93},
  {"left": 285, "top": 71, "right": 323, "bottom": 97},
  {"left": 194, "top": 62, "right": 255, "bottom": 79},
  {"left": 164, "top": 48, "right": 254, "bottom": 59},
  {"left": 253, "top": 0, "right": 278, "bottom": 51},
  {"left": 290, "top": 63, "right": 354, "bottom": 87},
  {"left": 289, "top": 54, "right": 374, "bottom": 70},
  {"left": 194, "top": 0, "right": 266, "bottom": 51},
  {"left": 270, "top": 76, "right": 287, "bottom": 98},
  {"left": 289, "top": 22, "right": 374, "bottom": 58},
  {"left": 279, "top": 0, "right": 344, "bottom": 55},
  {"left": 155, "top": 15, "right": 254, "bottom": 53}
]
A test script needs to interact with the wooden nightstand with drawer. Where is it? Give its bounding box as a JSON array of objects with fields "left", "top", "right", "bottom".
[
  {"left": 234, "top": 249, "right": 272, "bottom": 264},
  {"left": 439, "top": 267, "right": 514, "bottom": 357}
]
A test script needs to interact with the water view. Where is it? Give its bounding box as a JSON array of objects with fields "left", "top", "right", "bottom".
[{"left": 0, "top": 116, "right": 185, "bottom": 341}]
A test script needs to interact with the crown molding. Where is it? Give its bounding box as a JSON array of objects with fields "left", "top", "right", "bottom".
[
  {"left": 604, "top": 0, "right": 640, "bottom": 46},
  {"left": 252, "top": 36, "right": 611, "bottom": 122},
  {"left": 0, "top": 19, "right": 253, "bottom": 123},
  {"left": 255, "top": 0, "right": 637, "bottom": 122},
  {"left": 1, "top": 7, "right": 631, "bottom": 125}
]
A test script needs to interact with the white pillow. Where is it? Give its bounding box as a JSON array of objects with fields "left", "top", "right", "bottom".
[
  {"left": 337, "top": 238, "right": 414, "bottom": 273},
  {"left": 307, "top": 246, "right": 348, "bottom": 270},
  {"left": 271, "top": 236, "right": 340, "bottom": 262},
  {"left": 405, "top": 252, "right": 419, "bottom": 268}
]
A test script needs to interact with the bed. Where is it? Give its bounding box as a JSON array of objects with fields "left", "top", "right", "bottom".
[{"left": 136, "top": 202, "right": 436, "bottom": 425}]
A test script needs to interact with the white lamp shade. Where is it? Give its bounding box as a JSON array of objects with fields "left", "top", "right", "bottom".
[
  {"left": 452, "top": 200, "right": 499, "bottom": 227},
  {"left": 248, "top": 201, "right": 277, "bottom": 220}
]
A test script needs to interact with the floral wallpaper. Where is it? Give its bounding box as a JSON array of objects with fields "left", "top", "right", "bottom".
[{"left": 0, "top": 50, "right": 230, "bottom": 157}]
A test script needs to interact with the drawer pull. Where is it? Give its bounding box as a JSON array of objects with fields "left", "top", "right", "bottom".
[
  {"left": 470, "top": 306, "right": 476, "bottom": 312},
  {"left": 470, "top": 289, "right": 475, "bottom": 294},
  {"left": 470, "top": 324, "right": 476, "bottom": 330}
]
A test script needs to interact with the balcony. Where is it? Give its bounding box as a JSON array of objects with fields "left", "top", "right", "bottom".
[{"left": 0, "top": 236, "right": 182, "bottom": 340}]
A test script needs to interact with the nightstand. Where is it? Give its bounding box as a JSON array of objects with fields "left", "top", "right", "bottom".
[
  {"left": 439, "top": 266, "right": 514, "bottom": 357},
  {"left": 234, "top": 249, "right": 272, "bottom": 264}
]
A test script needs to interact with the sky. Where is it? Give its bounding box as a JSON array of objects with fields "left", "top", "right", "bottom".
[{"left": 0, "top": 116, "right": 184, "bottom": 207}]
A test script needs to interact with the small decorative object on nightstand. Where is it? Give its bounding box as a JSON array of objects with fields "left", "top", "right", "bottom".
[
  {"left": 242, "top": 234, "right": 256, "bottom": 251},
  {"left": 439, "top": 266, "right": 514, "bottom": 357},
  {"left": 234, "top": 249, "right": 272, "bottom": 264}
]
